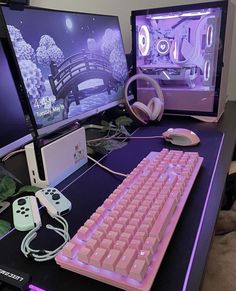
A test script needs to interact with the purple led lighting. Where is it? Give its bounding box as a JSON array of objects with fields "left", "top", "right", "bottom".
[
  {"left": 151, "top": 14, "right": 180, "bottom": 20},
  {"left": 182, "top": 135, "right": 225, "bottom": 290},
  {"left": 151, "top": 11, "right": 210, "bottom": 20},
  {"left": 162, "top": 71, "right": 170, "bottom": 80},
  {"left": 207, "top": 24, "right": 214, "bottom": 47},
  {"left": 28, "top": 284, "right": 46, "bottom": 291},
  {"left": 181, "top": 11, "right": 211, "bottom": 17},
  {"left": 172, "top": 41, "right": 178, "bottom": 60},
  {"left": 204, "top": 60, "right": 211, "bottom": 81}
]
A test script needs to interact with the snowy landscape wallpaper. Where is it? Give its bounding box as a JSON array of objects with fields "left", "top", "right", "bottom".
[{"left": 2, "top": 7, "right": 128, "bottom": 131}]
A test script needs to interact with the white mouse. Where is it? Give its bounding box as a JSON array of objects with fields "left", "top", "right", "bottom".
[{"left": 162, "top": 128, "right": 200, "bottom": 146}]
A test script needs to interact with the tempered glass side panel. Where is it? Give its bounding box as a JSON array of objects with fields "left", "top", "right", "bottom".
[{"left": 132, "top": 3, "right": 226, "bottom": 116}]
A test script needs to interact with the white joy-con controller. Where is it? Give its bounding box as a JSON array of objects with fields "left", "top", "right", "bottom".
[
  {"left": 35, "top": 187, "right": 71, "bottom": 217},
  {"left": 12, "top": 196, "right": 41, "bottom": 231}
]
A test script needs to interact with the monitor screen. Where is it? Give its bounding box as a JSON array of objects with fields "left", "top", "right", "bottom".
[
  {"left": 0, "top": 39, "right": 32, "bottom": 158},
  {"left": 1, "top": 6, "right": 129, "bottom": 136},
  {"left": 131, "top": 1, "right": 228, "bottom": 117}
]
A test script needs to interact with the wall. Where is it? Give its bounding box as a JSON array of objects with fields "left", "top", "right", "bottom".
[{"left": 30, "top": 0, "right": 236, "bottom": 101}]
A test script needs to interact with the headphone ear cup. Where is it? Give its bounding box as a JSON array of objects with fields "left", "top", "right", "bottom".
[
  {"left": 124, "top": 73, "right": 165, "bottom": 124},
  {"left": 147, "top": 98, "right": 162, "bottom": 120},
  {"left": 131, "top": 101, "right": 152, "bottom": 122}
]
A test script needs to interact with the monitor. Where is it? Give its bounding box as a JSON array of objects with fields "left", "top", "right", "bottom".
[
  {"left": 0, "top": 38, "right": 32, "bottom": 158},
  {"left": 0, "top": 6, "right": 129, "bottom": 136},
  {"left": 131, "top": 1, "right": 232, "bottom": 120}
]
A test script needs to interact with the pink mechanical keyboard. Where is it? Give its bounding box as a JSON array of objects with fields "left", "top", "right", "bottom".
[{"left": 55, "top": 149, "right": 203, "bottom": 291}]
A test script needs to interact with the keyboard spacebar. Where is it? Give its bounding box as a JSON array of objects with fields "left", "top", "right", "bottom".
[{"left": 150, "top": 197, "right": 177, "bottom": 242}]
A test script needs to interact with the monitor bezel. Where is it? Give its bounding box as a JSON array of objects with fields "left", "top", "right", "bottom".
[
  {"left": 131, "top": 0, "right": 228, "bottom": 117},
  {"left": 0, "top": 4, "right": 129, "bottom": 137}
]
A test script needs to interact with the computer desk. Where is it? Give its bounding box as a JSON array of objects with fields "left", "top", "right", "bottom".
[{"left": 0, "top": 101, "right": 235, "bottom": 291}]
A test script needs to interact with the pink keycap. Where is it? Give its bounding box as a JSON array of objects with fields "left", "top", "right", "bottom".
[
  {"left": 109, "top": 210, "right": 120, "bottom": 220},
  {"left": 103, "top": 198, "right": 115, "bottom": 209},
  {"left": 150, "top": 197, "right": 177, "bottom": 241},
  {"left": 139, "top": 224, "right": 151, "bottom": 235},
  {"left": 113, "top": 240, "right": 127, "bottom": 252},
  {"left": 143, "top": 217, "right": 154, "bottom": 227},
  {"left": 84, "top": 219, "right": 96, "bottom": 229},
  {"left": 62, "top": 242, "right": 77, "bottom": 259},
  {"left": 130, "top": 239, "right": 142, "bottom": 251},
  {"left": 120, "top": 232, "right": 132, "bottom": 244},
  {"left": 115, "top": 248, "right": 137, "bottom": 276},
  {"left": 117, "top": 217, "right": 129, "bottom": 225},
  {"left": 104, "top": 216, "right": 115, "bottom": 227},
  {"left": 127, "top": 205, "right": 137, "bottom": 212},
  {"left": 122, "top": 210, "right": 132, "bottom": 219},
  {"left": 96, "top": 206, "right": 107, "bottom": 216},
  {"left": 115, "top": 205, "right": 125, "bottom": 214},
  {"left": 102, "top": 249, "right": 121, "bottom": 271},
  {"left": 98, "top": 223, "right": 110, "bottom": 233},
  {"left": 138, "top": 249, "right": 153, "bottom": 265},
  {"left": 134, "top": 231, "right": 147, "bottom": 243},
  {"left": 125, "top": 225, "right": 136, "bottom": 235},
  {"left": 77, "top": 246, "right": 92, "bottom": 264},
  {"left": 89, "top": 247, "right": 107, "bottom": 267},
  {"left": 113, "top": 223, "right": 124, "bottom": 234},
  {"left": 129, "top": 259, "right": 148, "bottom": 281},
  {"left": 92, "top": 230, "right": 105, "bottom": 243},
  {"left": 100, "top": 238, "right": 113, "bottom": 249},
  {"left": 129, "top": 218, "right": 140, "bottom": 226},
  {"left": 170, "top": 189, "right": 181, "bottom": 201},
  {"left": 85, "top": 239, "right": 99, "bottom": 251},
  {"left": 90, "top": 213, "right": 102, "bottom": 224},
  {"left": 107, "top": 231, "right": 119, "bottom": 242},
  {"left": 133, "top": 211, "right": 145, "bottom": 220},
  {"left": 77, "top": 226, "right": 90, "bottom": 241},
  {"left": 143, "top": 236, "right": 159, "bottom": 254}
]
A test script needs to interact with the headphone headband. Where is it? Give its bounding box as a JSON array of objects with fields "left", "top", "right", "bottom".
[{"left": 124, "top": 73, "right": 164, "bottom": 124}]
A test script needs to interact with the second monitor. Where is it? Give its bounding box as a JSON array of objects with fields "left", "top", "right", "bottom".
[{"left": 0, "top": 38, "right": 32, "bottom": 158}]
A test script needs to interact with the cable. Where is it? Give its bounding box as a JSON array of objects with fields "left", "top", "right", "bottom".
[
  {"left": 21, "top": 214, "right": 70, "bottom": 262},
  {"left": 87, "top": 134, "right": 164, "bottom": 177},
  {"left": 87, "top": 155, "right": 128, "bottom": 178},
  {"left": 87, "top": 134, "right": 164, "bottom": 143},
  {"left": 1, "top": 149, "right": 25, "bottom": 162}
]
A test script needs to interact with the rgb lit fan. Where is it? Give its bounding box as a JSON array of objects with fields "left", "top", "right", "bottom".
[
  {"left": 156, "top": 39, "right": 170, "bottom": 55},
  {"left": 138, "top": 25, "right": 150, "bottom": 56}
]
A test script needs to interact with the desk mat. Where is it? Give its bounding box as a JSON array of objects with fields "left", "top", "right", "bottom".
[{"left": 0, "top": 117, "right": 224, "bottom": 291}]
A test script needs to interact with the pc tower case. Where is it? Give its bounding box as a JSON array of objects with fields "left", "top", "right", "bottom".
[{"left": 131, "top": 1, "right": 234, "bottom": 122}]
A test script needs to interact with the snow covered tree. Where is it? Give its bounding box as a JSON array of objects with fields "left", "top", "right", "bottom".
[{"left": 36, "top": 35, "right": 64, "bottom": 66}]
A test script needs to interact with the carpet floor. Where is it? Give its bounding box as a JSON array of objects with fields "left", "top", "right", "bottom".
[{"left": 202, "top": 202, "right": 236, "bottom": 291}]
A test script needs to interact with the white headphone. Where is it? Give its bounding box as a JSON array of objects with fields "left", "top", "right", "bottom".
[{"left": 124, "top": 74, "right": 164, "bottom": 125}]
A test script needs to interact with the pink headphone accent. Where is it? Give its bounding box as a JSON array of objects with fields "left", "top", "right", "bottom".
[{"left": 124, "top": 74, "right": 164, "bottom": 124}]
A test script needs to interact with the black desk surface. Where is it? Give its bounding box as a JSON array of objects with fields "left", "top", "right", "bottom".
[{"left": 0, "top": 101, "right": 235, "bottom": 291}]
